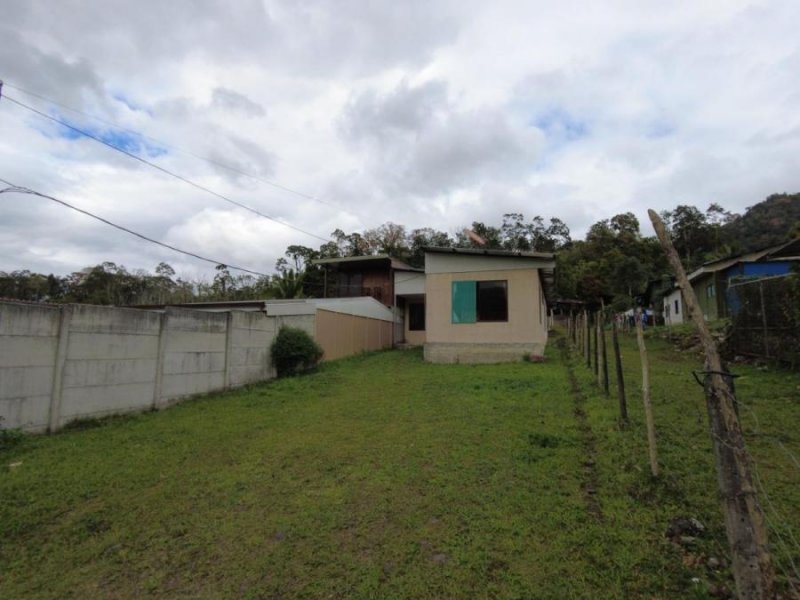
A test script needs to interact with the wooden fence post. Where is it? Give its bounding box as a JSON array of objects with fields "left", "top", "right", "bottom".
[
  {"left": 600, "top": 304, "right": 609, "bottom": 396},
  {"left": 584, "top": 311, "right": 591, "bottom": 369},
  {"left": 592, "top": 312, "right": 599, "bottom": 377},
  {"left": 596, "top": 315, "right": 603, "bottom": 388},
  {"left": 611, "top": 317, "right": 628, "bottom": 424},
  {"left": 635, "top": 308, "right": 659, "bottom": 477},
  {"left": 649, "top": 209, "right": 774, "bottom": 599}
]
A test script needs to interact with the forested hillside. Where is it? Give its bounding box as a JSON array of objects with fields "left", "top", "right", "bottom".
[
  {"left": 721, "top": 193, "right": 800, "bottom": 252},
  {"left": 2, "top": 193, "right": 798, "bottom": 310}
]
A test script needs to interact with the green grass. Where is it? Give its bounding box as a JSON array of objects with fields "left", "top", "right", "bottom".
[{"left": 1, "top": 333, "right": 798, "bottom": 599}]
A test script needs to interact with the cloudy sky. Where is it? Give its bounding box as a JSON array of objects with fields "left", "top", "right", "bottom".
[{"left": 1, "top": 0, "right": 799, "bottom": 279}]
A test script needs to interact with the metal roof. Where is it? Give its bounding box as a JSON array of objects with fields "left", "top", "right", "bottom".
[
  {"left": 423, "top": 246, "right": 555, "bottom": 260},
  {"left": 311, "top": 254, "right": 422, "bottom": 271},
  {"left": 688, "top": 238, "right": 800, "bottom": 282}
]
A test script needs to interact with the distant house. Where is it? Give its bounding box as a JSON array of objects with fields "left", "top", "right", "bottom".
[
  {"left": 422, "top": 247, "right": 555, "bottom": 363},
  {"left": 663, "top": 238, "right": 800, "bottom": 323},
  {"left": 312, "top": 254, "right": 421, "bottom": 308},
  {"left": 662, "top": 286, "right": 685, "bottom": 326}
]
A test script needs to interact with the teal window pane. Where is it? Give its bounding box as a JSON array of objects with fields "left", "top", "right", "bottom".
[{"left": 452, "top": 280, "right": 476, "bottom": 323}]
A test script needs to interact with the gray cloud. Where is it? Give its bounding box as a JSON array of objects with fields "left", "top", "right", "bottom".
[
  {"left": 211, "top": 88, "right": 266, "bottom": 118},
  {"left": 342, "top": 79, "right": 543, "bottom": 196}
]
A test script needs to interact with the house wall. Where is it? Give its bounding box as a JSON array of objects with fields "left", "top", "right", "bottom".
[
  {"left": 394, "top": 271, "right": 425, "bottom": 296},
  {"left": 693, "top": 273, "right": 727, "bottom": 321},
  {"left": 726, "top": 261, "right": 795, "bottom": 280},
  {"left": 403, "top": 301, "right": 426, "bottom": 346},
  {"left": 663, "top": 289, "right": 685, "bottom": 326},
  {"left": 314, "top": 309, "right": 393, "bottom": 360},
  {"left": 332, "top": 267, "right": 393, "bottom": 305},
  {"left": 424, "top": 267, "right": 548, "bottom": 363}
]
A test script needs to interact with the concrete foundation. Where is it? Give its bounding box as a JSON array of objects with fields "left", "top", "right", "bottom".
[{"left": 423, "top": 342, "right": 545, "bottom": 364}]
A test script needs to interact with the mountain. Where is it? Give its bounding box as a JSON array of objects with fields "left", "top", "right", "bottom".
[{"left": 722, "top": 193, "right": 800, "bottom": 252}]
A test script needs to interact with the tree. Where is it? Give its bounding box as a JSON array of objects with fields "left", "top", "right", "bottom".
[
  {"left": 662, "top": 205, "right": 710, "bottom": 268},
  {"left": 272, "top": 270, "right": 305, "bottom": 299},
  {"left": 213, "top": 264, "right": 235, "bottom": 298}
]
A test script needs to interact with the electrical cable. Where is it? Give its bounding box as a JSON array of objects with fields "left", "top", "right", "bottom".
[
  {"left": 2, "top": 81, "right": 344, "bottom": 211},
  {"left": 0, "top": 178, "right": 268, "bottom": 276},
  {"left": 1, "top": 94, "right": 329, "bottom": 243}
]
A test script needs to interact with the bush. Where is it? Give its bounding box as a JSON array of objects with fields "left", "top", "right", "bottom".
[
  {"left": 271, "top": 326, "right": 324, "bottom": 377},
  {"left": 0, "top": 417, "right": 25, "bottom": 452}
]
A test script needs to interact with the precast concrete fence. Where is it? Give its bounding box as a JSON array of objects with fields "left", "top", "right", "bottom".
[{"left": 0, "top": 302, "right": 278, "bottom": 432}]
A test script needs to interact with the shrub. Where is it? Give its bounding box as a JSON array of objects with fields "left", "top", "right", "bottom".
[
  {"left": 0, "top": 417, "right": 25, "bottom": 452},
  {"left": 271, "top": 326, "right": 324, "bottom": 377}
]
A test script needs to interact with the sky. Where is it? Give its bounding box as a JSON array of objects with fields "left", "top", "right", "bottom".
[{"left": 1, "top": 0, "right": 799, "bottom": 280}]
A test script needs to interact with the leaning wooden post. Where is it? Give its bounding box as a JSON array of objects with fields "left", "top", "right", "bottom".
[
  {"left": 635, "top": 308, "right": 659, "bottom": 477},
  {"left": 649, "top": 209, "right": 774, "bottom": 599},
  {"left": 611, "top": 317, "right": 628, "bottom": 424},
  {"left": 599, "top": 302, "right": 609, "bottom": 396}
]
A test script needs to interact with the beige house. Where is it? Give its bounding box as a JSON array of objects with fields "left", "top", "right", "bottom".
[{"left": 420, "top": 248, "right": 555, "bottom": 363}]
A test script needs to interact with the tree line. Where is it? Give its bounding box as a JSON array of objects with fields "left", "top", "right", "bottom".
[{"left": 2, "top": 193, "right": 797, "bottom": 309}]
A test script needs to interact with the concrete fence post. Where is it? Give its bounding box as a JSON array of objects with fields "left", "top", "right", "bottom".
[
  {"left": 152, "top": 312, "right": 168, "bottom": 408},
  {"left": 48, "top": 304, "right": 73, "bottom": 432},
  {"left": 224, "top": 312, "right": 234, "bottom": 389}
]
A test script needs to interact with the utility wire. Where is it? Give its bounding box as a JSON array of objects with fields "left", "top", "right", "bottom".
[
  {"left": 1, "top": 93, "right": 329, "bottom": 243},
  {"left": 2, "top": 81, "right": 344, "bottom": 211},
  {"left": 0, "top": 178, "right": 268, "bottom": 276}
]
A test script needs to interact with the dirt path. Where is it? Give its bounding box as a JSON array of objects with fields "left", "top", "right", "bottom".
[{"left": 558, "top": 337, "right": 604, "bottom": 520}]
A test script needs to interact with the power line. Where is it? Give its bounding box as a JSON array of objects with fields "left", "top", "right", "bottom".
[
  {"left": 0, "top": 178, "right": 268, "bottom": 276},
  {"left": 1, "top": 93, "right": 330, "bottom": 243},
  {"left": 2, "top": 81, "right": 344, "bottom": 211}
]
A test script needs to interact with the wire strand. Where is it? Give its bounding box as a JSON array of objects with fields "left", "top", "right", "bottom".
[
  {"left": 0, "top": 179, "right": 268, "bottom": 276},
  {"left": 2, "top": 81, "right": 345, "bottom": 212},
  {"left": 1, "top": 94, "right": 329, "bottom": 243}
]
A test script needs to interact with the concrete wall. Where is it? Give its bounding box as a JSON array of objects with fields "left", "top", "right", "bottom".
[
  {"left": 0, "top": 302, "right": 60, "bottom": 432},
  {"left": 159, "top": 308, "right": 227, "bottom": 405},
  {"left": 315, "top": 309, "right": 393, "bottom": 360},
  {"left": 1, "top": 300, "right": 400, "bottom": 433},
  {"left": 0, "top": 302, "right": 279, "bottom": 433},
  {"left": 227, "top": 311, "right": 277, "bottom": 386},
  {"left": 424, "top": 267, "right": 548, "bottom": 363},
  {"left": 59, "top": 304, "right": 163, "bottom": 427}
]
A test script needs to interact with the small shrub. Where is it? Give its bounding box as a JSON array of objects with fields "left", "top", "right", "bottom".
[
  {"left": 271, "top": 326, "right": 324, "bottom": 377},
  {"left": 0, "top": 417, "right": 25, "bottom": 452}
]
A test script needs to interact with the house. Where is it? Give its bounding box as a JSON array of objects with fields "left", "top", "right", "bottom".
[
  {"left": 312, "top": 254, "right": 422, "bottom": 308},
  {"left": 662, "top": 286, "right": 685, "bottom": 326},
  {"left": 310, "top": 248, "right": 557, "bottom": 362},
  {"left": 421, "top": 247, "right": 555, "bottom": 363},
  {"left": 664, "top": 238, "right": 800, "bottom": 323}
]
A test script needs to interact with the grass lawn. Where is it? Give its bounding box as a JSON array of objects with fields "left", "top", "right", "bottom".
[{"left": 1, "top": 330, "right": 799, "bottom": 598}]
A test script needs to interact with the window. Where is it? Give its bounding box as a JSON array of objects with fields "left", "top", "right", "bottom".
[
  {"left": 451, "top": 280, "right": 508, "bottom": 323},
  {"left": 478, "top": 280, "right": 508, "bottom": 321},
  {"left": 674, "top": 299, "right": 680, "bottom": 314},
  {"left": 409, "top": 302, "right": 425, "bottom": 331},
  {"left": 706, "top": 283, "right": 715, "bottom": 298}
]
